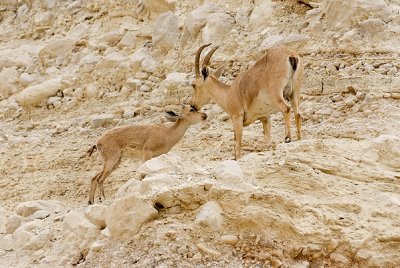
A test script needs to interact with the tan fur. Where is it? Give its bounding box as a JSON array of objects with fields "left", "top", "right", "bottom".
[
  {"left": 190, "top": 45, "right": 304, "bottom": 160},
  {"left": 87, "top": 106, "right": 206, "bottom": 205}
]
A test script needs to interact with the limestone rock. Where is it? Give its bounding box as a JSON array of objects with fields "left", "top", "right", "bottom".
[
  {"left": 152, "top": 12, "right": 179, "bottom": 49},
  {"left": 195, "top": 201, "right": 224, "bottom": 231},
  {"left": 19, "top": 73, "right": 36, "bottom": 86},
  {"left": 91, "top": 113, "right": 117, "bottom": 128},
  {"left": 29, "top": 210, "right": 50, "bottom": 220},
  {"left": 214, "top": 160, "right": 244, "bottom": 181},
  {"left": 220, "top": 234, "right": 238, "bottom": 245},
  {"left": 137, "top": 152, "right": 183, "bottom": 179},
  {"left": 249, "top": 1, "right": 274, "bottom": 30},
  {"left": 259, "top": 35, "right": 309, "bottom": 51},
  {"left": 16, "top": 200, "right": 64, "bottom": 217},
  {"left": 130, "top": 48, "right": 158, "bottom": 74},
  {"left": 202, "top": 12, "right": 234, "bottom": 44},
  {"left": 5, "top": 215, "right": 22, "bottom": 234},
  {"left": 23, "top": 230, "right": 51, "bottom": 251},
  {"left": 15, "top": 78, "right": 62, "bottom": 107},
  {"left": 117, "top": 32, "right": 136, "bottom": 49},
  {"left": 184, "top": 3, "right": 221, "bottom": 38},
  {"left": 104, "top": 195, "right": 158, "bottom": 238},
  {"left": 63, "top": 211, "right": 97, "bottom": 236},
  {"left": 134, "top": 0, "right": 175, "bottom": 19},
  {"left": 85, "top": 204, "right": 107, "bottom": 229},
  {"left": 97, "top": 52, "right": 127, "bottom": 69}
]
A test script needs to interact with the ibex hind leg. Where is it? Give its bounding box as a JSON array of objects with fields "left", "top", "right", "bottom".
[
  {"left": 88, "top": 171, "right": 102, "bottom": 205},
  {"left": 270, "top": 88, "right": 292, "bottom": 143},
  {"left": 97, "top": 154, "right": 122, "bottom": 203}
]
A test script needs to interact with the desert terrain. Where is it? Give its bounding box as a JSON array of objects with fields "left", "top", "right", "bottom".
[{"left": 0, "top": 0, "right": 400, "bottom": 267}]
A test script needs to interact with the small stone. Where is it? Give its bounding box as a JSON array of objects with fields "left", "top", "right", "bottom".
[
  {"left": 364, "top": 64, "right": 374, "bottom": 72},
  {"left": 196, "top": 243, "right": 221, "bottom": 258},
  {"left": 383, "top": 93, "right": 391, "bottom": 98},
  {"left": 101, "top": 227, "right": 111, "bottom": 237},
  {"left": 344, "top": 96, "right": 357, "bottom": 107},
  {"left": 331, "top": 95, "right": 343, "bottom": 102},
  {"left": 387, "top": 67, "right": 397, "bottom": 76},
  {"left": 380, "top": 63, "right": 393, "bottom": 69},
  {"left": 91, "top": 114, "right": 117, "bottom": 128},
  {"left": 139, "top": 85, "right": 152, "bottom": 92},
  {"left": 19, "top": 73, "right": 36, "bottom": 85},
  {"left": 330, "top": 253, "right": 349, "bottom": 264},
  {"left": 120, "top": 87, "right": 132, "bottom": 96},
  {"left": 135, "top": 72, "right": 149, "bottom": 80},
  {"left": 90, "top": 241, "right": 105, "bottom": 252},
  {"left": 390, "top": 92, "right": 400, "bottom": 99},
  {"left": 356, "top": 92, "right": 366, "bottom": 101},
  {"left": 192, "top": 252, "right": 203, "bottom": 260},
  {"left": 332, "top": 111, "right": 342, "bottom": 118},
  {"left": 220, "top": 235, "right": 238, "bottom": 245},
  {"left": 30, "top": 210, "right": 50, "bottom": 220}
]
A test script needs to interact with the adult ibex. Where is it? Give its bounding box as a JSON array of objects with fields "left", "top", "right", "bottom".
[
  {"left": 87, "top": 106, "right": 207, "bottom": 205},
  {"left": 190, "top": 44, "right": 303, "bottom": 160}
]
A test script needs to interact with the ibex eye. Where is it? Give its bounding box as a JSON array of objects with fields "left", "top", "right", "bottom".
[{"left": 190, "top": 108, "right": 196, "bottom": 112}]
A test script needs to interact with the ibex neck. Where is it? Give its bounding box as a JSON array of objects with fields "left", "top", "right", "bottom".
[
  {"left": 168, "top": 119, "right": 191, "bottom": 145},
  {"left": 206, "top": 76, "right": 232, "bottom": 112}
]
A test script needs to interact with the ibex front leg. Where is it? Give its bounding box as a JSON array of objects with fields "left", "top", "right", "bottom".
[{"left": 232, "top": 115, "right": 244, "bottom": 160}]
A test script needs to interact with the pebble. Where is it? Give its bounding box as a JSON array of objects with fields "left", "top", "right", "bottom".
[
  {"left": 91, "top": 114, "right": 117, "bottom": 128},
  {"left": 344, "top": 96, "right": 357, "bottom": 107},
  {"left": 90, "top": 241, "right": 105, "bottom": 252},
  {"left": 30, "top": 210, "right": 50, "bottom": 220},
  {"left": 331, "top": 95, "right": 343, "bottom": 102},
  {"left": 220, "top": 235, "right": 238, "bottom": 245},
  {"left": 197, "top": 243, "right": 222, "bottom": 258},
  {"left": 390, "top": 92, "right": 400, "bottom": 99},
  {"left": 330, "top": 253, "right": 349, "bottom": 264},
  {"left": 387, "top": 67, "right": 397, "bottom": 76}
]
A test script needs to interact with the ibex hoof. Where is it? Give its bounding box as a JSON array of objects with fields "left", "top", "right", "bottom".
[
  {"left": 88, "top": 201, "right": 93, "bottom": 205},
  {"left": 285, "top": 137, "right": 291, "bottom": 143}
]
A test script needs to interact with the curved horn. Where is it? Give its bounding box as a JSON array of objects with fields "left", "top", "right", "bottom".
[
  {"left": 202, "top": 46, "right": 219, "bottom": 67},
  {"left": 195, "top": 44, "right": 211, "bottom": 78}
]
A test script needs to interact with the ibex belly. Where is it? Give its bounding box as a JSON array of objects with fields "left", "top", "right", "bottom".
[
  {"left": 243, "top": 90, "right": 281, "bottom": 126},
  {"left": 122, "top": 145, "right": 143, "bottom": 159}
]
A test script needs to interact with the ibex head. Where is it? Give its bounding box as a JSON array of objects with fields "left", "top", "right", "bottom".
[{"left": 190, "top": 44, "right": 224, "bottom": 111}]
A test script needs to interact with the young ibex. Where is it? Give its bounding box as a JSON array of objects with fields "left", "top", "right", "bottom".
[
  {"left": 87, "top": 106, "right": 207, "bottom": 205},
  {"left": 190, "top": 44, "right": 304, "bottom": 160}
]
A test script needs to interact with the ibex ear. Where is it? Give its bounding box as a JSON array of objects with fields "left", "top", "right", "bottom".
[
  {"left": 164, "top": 111, "right": 180, "bottom": 122},
  {"left": 201, "top": 66, "right": 209, "bottom": 80},
  {"left": 213, "top": 65, "right": 225, "bottom": 78}
]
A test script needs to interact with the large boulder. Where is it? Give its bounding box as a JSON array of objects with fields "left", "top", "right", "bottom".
[{"left": 104, "top": 195, "right": 158, "bottom": 239}]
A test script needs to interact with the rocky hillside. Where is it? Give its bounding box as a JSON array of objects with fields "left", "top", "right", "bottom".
[{"left": 0, "top": 0, "right": 399, "bottom": 267}]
